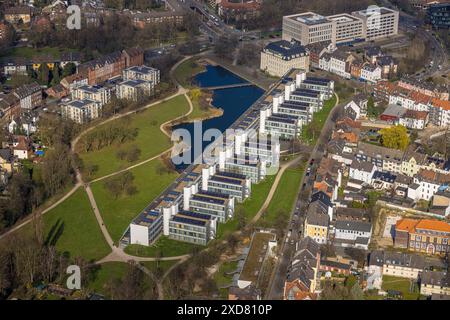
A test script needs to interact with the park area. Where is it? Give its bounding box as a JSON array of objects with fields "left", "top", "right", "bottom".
[{"left": 77, "top": 95, "right": 190, "bottom": 180}]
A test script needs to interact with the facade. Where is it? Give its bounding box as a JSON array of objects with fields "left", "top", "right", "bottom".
[
  {"left": 334, "top": 219, "right": 373, "bottom": 250},
  {"left": 13, "top": 83, "right": 42, "bottom": 110},
  {"left": 304, "top": 203, "right": 329, "bottom": 244},
  {"left": 168, "top": 210, "right": 217, "bottom": 246},
  {"left": 116, "top": 79, "right": 154, "bottom": 101},
  {"left": 61, "top": 99, "right": 101, "bottom": 124},
  {"left": 327, "top": 13, "right": 364, "bottom": 45},
  {"left": 284, "top": 237, "right": 321, "bottom": 298},
  {"left": 218, "top": 0, "right": 263, "bottom": 23},
  {"left": 72, "top": 85, "right": 113, "bottom": 106},
  {"left": 123, "top": 66, "right": 160, "bottom": 85},
  {"left": 408, "top": 169, "right": 450, "bottom": 201},
  {"left": 282, "top": 7, "right": 399, "bottom": 45},
  {"left": 349, "top": 159, "right": 376, "bottom": 184},
  {"left": 188, "top": 190, "right": 234, "bottom": 223},
  {"left": 282, "top": 12, "right": 335, "bottom": 45},
  {"left": 351, "top": 7, "right": 399, "bottom": 40},
  {"left": 260, "top": 40, "right": 310, "bottom": 77},
  {"left": 129, "top": 209, "right": 163, "bottom": 246},
  {"left": 204, "top": 170, "right": 251, "bottom": 203},
  {"left": 421, "top": 270, "right": 450, "bottom": 296},
  {"left": 395, "top": 218, "right": 450, "bottom": 255}
]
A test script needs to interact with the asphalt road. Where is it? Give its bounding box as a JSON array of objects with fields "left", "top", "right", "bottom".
[{"left": 266, "top": 95, "right": 344, "bottom": 300}]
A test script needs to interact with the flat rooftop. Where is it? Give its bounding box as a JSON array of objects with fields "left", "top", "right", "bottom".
[
  {"left": 286, "top": 12, "right": 330, "bottom": 25},
  {"left": 327, "top": 13, "right": 361, "bottom": 23},
  {"left": 353, "top": 7, "right": 397, "bottom": 16},
  {"left": 239, "top": 231, "right": 276, "bottom": 283}
]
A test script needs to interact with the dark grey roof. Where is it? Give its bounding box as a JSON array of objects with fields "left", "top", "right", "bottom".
[
  {"left": 264, "top": 40, "right": 308, "bottom": 60},
  {"left": 306, "top": 209, "right": 329, "bottom": 227},
  {"left": 421, "top": 270, "right": 449, "bottom": 287},
  {"left": 351, "top": 159, "right": 374, "bottom": 172},
  {"left": 0, "top": 148, "right": 12, "bottom": 161},
  {"left": 335, "top": 219, "right": 372, "bottom": 233},
  {"left": 369, "top": 250, "right": 426, "bottom": 269}
]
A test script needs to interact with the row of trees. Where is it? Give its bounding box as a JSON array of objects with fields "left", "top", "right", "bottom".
[
  {"left": 27, "top": 12, "right": 199, "bottom": 58},
  {"left": 78, "top": 120, "right": 139, "bottom": 153},
  {"left": 103, "top": 172, "right": 137, "bottom": 199}
]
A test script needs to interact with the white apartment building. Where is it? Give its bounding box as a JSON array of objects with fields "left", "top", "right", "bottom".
[
  {"left": 72, "top": 85, "right": 113, "bottom": 106},
  {"left": 352, "top": 6, "right": 399, "bottom": 41},
  {"left": 61, "top": 99, "right": 101, "bottom": 124},
  {"left": 360, "top": 64, "right": 382, "bottom": 83},
  {"left": 116, "top": 79, "right": 154, "bottom": 102},
  {"left": 260, "top": 40, "right": 310, "bottom": 77},
  {"left": 123, "top": 65, "right": 160, "bottom": 85},
  {"left": 282, "top": 12, "right": 335, "bottom": 45},
  {"left": 349, "top": 160, "right": 376, "bottom": 184}
]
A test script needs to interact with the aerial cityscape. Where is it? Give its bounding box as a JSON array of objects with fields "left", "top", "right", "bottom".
[{"left": 0, "top": 0, "right": 449, "bottom": 303}]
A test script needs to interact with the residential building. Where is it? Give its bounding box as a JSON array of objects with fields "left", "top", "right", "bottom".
[
  {"left": 13, "top": 83, "right": 42, "bottom": 110},
  {"left": 420, "top": 270, "right": 450, "bottom": 296},
  {"left": 129, "top": 11, "right": 185, "bottom": 28},
  {"left": 334, "top": 219, "right": 373, "bottom": 250},
  {"left": 319, "top": 260, "right": 352, "bottom": 276},
  {"left": 4, "top": 6, "right": 36, "bottom": 25},
  {"left": 327, "top": 50, "right": 355, "bottom": 79},
  {"left": 223, "top": 154, "right": 266, "bottom": 183},
  {"left": 402, "top": 150, "right": 427, "bottom": 177},
  {"left": 394, "top": 218, "right": 450, "bottom": 255},
  {"left": 398, "top": 77, "right": 449, "bottom": 101},
  {"left": 360, "top": 63, "right": 382, "bottom": 83},
  {"left": 72, "top": 85, "right": 113, "bottom": 106},
  {"left": 116, "top": 79, "right": 154, "bottom": 102},
  {"left": 407, "top": 169, "right": 450, "bottom": 201},
  {"left": 398, "top": 109, "right": 429, "bottom": 130},
  {"left": 430, "top": 191, "right": 450, "bottom": 217},
  {"left": 355, "top": 142, "right": 403, "bottom": 173},
  {"left": 349, "top": 159, "right": 376, "bottom": 184},
  {"left": 60, "top": 99, "right": 101, "bottom": 124},
  {"left": 260, "top": 40, "right": 310, "bottom": 77},
  {"left": 0, "top": 148, "right": 14, "bottom": 173},
  {"left": 304, "top": 203, "right": 329, "bottom": 244},
  {"left": 218, "top": 0, "right": 263, "bottom": 23},
  {"left": 371, "top": 170, "right": 397, "bottom": 190},
  {"left": 123, "top": 65, "right": 160, "bottom": 85},
  {"left": 284, "top": 237, "right": 321, "bottom": 299},
  {"left": 12, "top": 135, "right": 31, "bottom": 160}
]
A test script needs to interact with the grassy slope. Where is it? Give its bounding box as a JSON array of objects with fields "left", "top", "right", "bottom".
[
  {"left": 78, "top": 95, "right": 189, "bottom": 180},
  {"left": 42, "top": 188, "right": 110, "bottom": 262},
  {"left": 125, "top": 236, "right": 200, "bottom": 257},
  {"left": 90, "top": 159, "right": 179, "bottom": 243},
  {"left": 302, "top": 95, "right": 337, "bottom": 145},
  {"left": 258, "top": 166, "right": 304, "bottom": 227},
  {"left": 87, "top": 262, "right": 129, "bottom": 295},
  {"left": 173, "top": 58, "right": 205, "bottom": 89},
  {"left": 217, "top": 174, "right": 276, "bottom": 238}
]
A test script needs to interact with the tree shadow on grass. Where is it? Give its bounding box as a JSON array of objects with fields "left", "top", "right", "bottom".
[{"left": 44, "top": 218, "right": 65, "bottom": 247}]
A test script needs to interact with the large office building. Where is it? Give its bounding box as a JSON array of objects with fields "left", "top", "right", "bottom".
[
  {"left": 327, "top": 13, "right": 365, "bottom": 45},
  {"left": 167, "top": 210, "right": 217, "bottom": 246},
  {"left": 282, "top": 7, "right": 398, "bottom": 45},
  {"left": 188, "top": 190, "right": 235, "bottom": 223},
  {"left": 282, "top": 12, "right": 336, "bottom": 45},
  {"left": 351, "top": 7, "right": 399, "bottom": 41},
  {"left": 260, "top": 40, "right": 310, "bottom": 77},
  {"left": 204, "top": 170, "right": 251, "bottom": 203}
]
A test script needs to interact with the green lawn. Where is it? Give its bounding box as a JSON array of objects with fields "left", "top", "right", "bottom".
[
  {"left": 173, "top": 58, "right": 205, "bottom": 88},
  {"left": 125, "top": 236, "right": 200, "bottom": 257},
  {"left": 78, "top": 95, "right": 190, "bottom": 180},
  {"left": 87, "top": 262, "right": 129, "bottom": 295},
  {"left": 302, "top": 95, "right": 337, "bottom": 145},
  {"left": 214, "top": 260, "right": 239, "bottom": 299},
  {"left": 216, "top": 174, "right": 276, "bottom": 238},
  {"left": 381, "top": 275, "right": 422, "bottom": 300},
  {"left": 42, "top": 188, "right": 111, "bottom": 262},
  {"left": 90, "top": 159, "right": 179, "bottom": 243}
]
